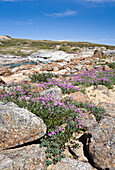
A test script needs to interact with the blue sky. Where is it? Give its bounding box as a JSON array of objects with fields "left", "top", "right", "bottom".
[{"left": 0, "top": 0, "right": 115, "bottom": 45}]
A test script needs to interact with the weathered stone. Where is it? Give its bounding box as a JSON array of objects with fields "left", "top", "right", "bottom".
[
  {"left": 99, "top": 102, "right": 115, "bottom": 117},
  {"left": 40, "top": 86, "right": 62, "bottom": 101},
  {"left": 93, "top": 50, "right": 106, "bottom": 59},
  {"left": 53, "top": 66, "right": 59, "bottom": 71},
  {"left": 11, "top": 67, "right": 20, "bottom": 73},
  {"left": 74, "top": 65, "right": 83, "bottom": 71},
  {"left": 0, "top": 35, "right": 11, "bottom": 41},
  {"left": 69, "top": 92, "right": 90, "bottom": 103},
  {"left": 52, "top": 157, "right": 92, "bottom": 170},
  {"left": 0, "top": 77, "right": 5, "bottom": 85},
  {"left": 40, "top": 66, "right": 53, "bottom": 71},
  {"left": 103, "top": 65, "right": 111, "bottom": 71},
  {"left": 58, "top": 65, "right": 64, "bottom": 70},
  {"left": 83, "top": 117, "right": 115, "bottom": 170},
  {"left": 81, "top": 113, "right": 97, "bottom": 130},
  {"left": 0, "top": 102, "right": 47, "bottom": 151},
  {"left": 70, "top": 60, "right": 79, "bottom": 65},
  {"left": 0, "top": 144, "right": 46, "bottom": 170},
  {"left": 56, "top": 59, "right": 63, "bottom": 62},
  {"left": 19, "top": 76, "right": 31, "bottom": 83},
  {"left": 0, "top": 86, "right": 4, "bottom": 95},
  {"left": 31, "top": 83, "right": 43, "bottom": 93},
  {"left": 96, "top": 85, "right": 110, "bottom": 96},
  {"left": 0, "top": 68, "right": 12, "bottom": 76},
  {"left": 55, "top": 45, "right": 62, "bottom": 50}
]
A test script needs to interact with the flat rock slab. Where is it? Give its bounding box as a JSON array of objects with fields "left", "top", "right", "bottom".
[
  {"left": 0, "top": 144, "right": 46, "bottom": 170},
  {"left": 84, "top": 117, "right": 115, "bottom": 170},
  {"left": 52, "top": 157, "right": 92, "bottom": 170},
  {"left": 0, "top": 102, "right": 47, "bottom": 151}
]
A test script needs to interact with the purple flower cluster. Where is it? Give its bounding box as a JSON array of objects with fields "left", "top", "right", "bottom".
[
  {"left": 69, "top": 69, "right": 114, "bottom": 86},
  {"left": 38, "top": 78, "right": 80, "bottom": 93},
  {"left": 48, "top": 126, "right": 63, "bottom": 137}
]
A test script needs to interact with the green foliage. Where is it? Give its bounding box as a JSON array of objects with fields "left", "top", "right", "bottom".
[
  {"left": 107, "top": 62, "right": 115, "bottom": 69},
  {"left": 30, "top": 73, "right": 59, "bottom": 83},
  {"left": 53, "top": 157, "right": 61, "bottom": 164},
  {"left": 59, "top": 46, "right": 81, "bottom": 53},
  {"left": 64, "top": 98, "right": 106, "bottom": 122},
  {"left": 69, "top": 69, "right": 115, "bottom": 89},
  {"left": 46, "top": 160, "right": 52, "bottom": 166},
  {"left": 59, "top": 46, "right": 71, "bottom": 53},
  {"left": 1, "top": 37, "right": 114, "bottom": 57},
  {"left": 1, "top": 37, "right": 114, "bottom": 49}
]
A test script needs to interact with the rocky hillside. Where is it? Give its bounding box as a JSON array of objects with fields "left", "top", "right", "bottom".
[{"left": 0, "top": 36, "right": 115, "bottom": 67}]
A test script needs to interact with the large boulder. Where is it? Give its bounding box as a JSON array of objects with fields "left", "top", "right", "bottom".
[
  {"left": 40, "top": 86, "right": 62, "bottom": 101},
  {"left": 82, "top": 117, "right": 115, "bottom": 170},
  {"left": 0, "top": 102, "right": 47, "bottom": 151},
  {"left": 0, "top": 144, "right": 46, "bottom": 170},
  {"left": 51, "top": 157, "right": 92, "bottom": 170}
]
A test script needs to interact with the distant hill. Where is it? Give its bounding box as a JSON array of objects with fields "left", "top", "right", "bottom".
[{"left": 0, "top": 36, "right": 114, "bottom": 57}]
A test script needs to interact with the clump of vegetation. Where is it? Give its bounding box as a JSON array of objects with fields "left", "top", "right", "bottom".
[
  {"left": 59, "top": 45, "right": 81, "bottom": 53},
  {"left": 68, "top": 68, "right": 115, "bottom": 89},
  {"left": 107, "top": 62, "right": 115, "bottom": 69},
  {"left": 30, "top": 73, "right": 59, "bottom": 83}
]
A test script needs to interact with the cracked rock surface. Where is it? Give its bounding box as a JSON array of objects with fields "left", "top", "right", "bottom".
[
  {"left": 84, "top": 117, "right": 115, "bottom": 170},
  {"left": 0, "top": 102, "right": 47, "bottom": 151},
  {"left": 0, "top": 144, "right": 46, "bottom": 170}
]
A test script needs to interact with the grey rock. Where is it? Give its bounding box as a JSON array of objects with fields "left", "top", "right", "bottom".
[
  {"left": 11, "top": 67, "right": 20, "bottom": 73},
  {"left": 53, "top": 66, "right": 59, "bottom": 71},
  {"left": 74, "top": 64, "right": 83, "bottom": 71},
  {"left": 0, "top": 102, "right": 47, "bottom": 151},
  {"left": 104, "top": 50, "right": 115, "bottom": 56},
  {"left": 40, "top": 86, "right": 62, "bottom": 101},
  {"left": 20, "top": 76, "right": 31, "bottom": 83},
  {"left": 93, "top": 50, "right": 106, "bottom": 59},
  {"left": 52, "top": 157, "right": 92, "bottom": 170},
  {"left": 83, "top": 117, "right": 115, "bottom": 170},
  {"left": 99, "top": 102, "right": 115, "bottom": 117},
  {"left": 0, "top": 144, "right": 46, "bottom": 170},
  {"left": 12, "top": 73, "right": 23, "bottom": 77},
  {"left": 81, "top": 113, "right": 97, "bottom": 130}
]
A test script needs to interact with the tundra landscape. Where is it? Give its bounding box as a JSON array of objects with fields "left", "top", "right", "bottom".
[
  {"left": 0, "top": 35, "right": 115, "bottom": 169},
  {"left": 0, "top": 0, "right": 115, "bottom": 169}
]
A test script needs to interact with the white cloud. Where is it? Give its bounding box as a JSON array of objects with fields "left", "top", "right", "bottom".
[
  {"left": 46, "top": 9, "right": 77, "bottom": 18},
  {"left": 71, "top": 0, "right": 115, "bottom": 3},
  {"left": 86, "top": 0, "right": 115, "bottom": 2}
]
